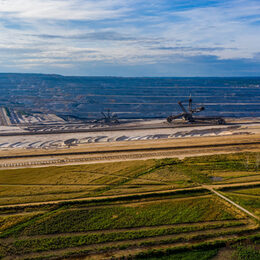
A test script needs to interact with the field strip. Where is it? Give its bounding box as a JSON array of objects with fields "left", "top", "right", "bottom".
[
  {"left": 83, "top": 232, "right": 260, "bottom": 260},
  {"left": 60, "top": 195, "right": 212, "bottom": 210},
  {"left": 0, "top": 183, "right": 107, "bottom": 187},
  {"left": 1, "top": 181, "right": 260, "bottom": 209},
  {"left": 227, "top": 192, "right": 260, "bottom": 198},
  {"left": 62, "top": 193, "right": 210, "bottom": 208},
  {"left": 0, "top": 194, "right": 211, "bottom": 207},
  {"left": 13, "top": 225, "right": 258, "bottom": 260},
  {"left": 207, "top": 188, "right": 260, "bottom": 221},
  {"left": 0, "top": 150, "right": 251, "bottom": 169},
  {"left": 211, "top": 181, "right": 260, "bottom": 189},
  {"left": 0, "top": 211, "right": 46, "bottom": 217},
  {"left": 82, "top": 172, "right": 170, "bottom": 184},
  {"left": 215, "top": 178, "right": 260, "bottom": 185},
  {"left": 1, "top": 220, "right": 245, "bottom": 241},
  {"left": 0, "top": 187, "right": 205, "bottom": 209},
  {"left": 0, "top": 173, "right": 169, "bottom": 185},
  {"left": 1, "top": 143, "right": 260, "bottom": 170}
]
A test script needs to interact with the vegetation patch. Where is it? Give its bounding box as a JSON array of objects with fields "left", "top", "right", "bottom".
[
  {"left": 0, "top": 213, "right": 41, "bottom": 232},
  {"left": 232, "top": 244, "right": 260, "bottom": 260},
  {"left": 222, "top": 192, "right": 260, "bottom": 217},
  {"left": 0, "top": 152, "right": 259, "bottom": 259},
  {"left": 219, "top": 184, "right": 260, "bottom": 192},
  {"left": 3, "top": 196, "right": 236, "bottom": 237},
  {"left": 0, "top": 221, "right": 244, "bottom": 256},
  {"left": 223, "top": 187, "right": 260, "bottom": 196},
  {"left": 136, "top": 248, "right": 218, "bottom": 260}
]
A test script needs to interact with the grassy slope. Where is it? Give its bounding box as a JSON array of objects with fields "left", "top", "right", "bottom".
[
  {"left": 0, "top": 194, "right": 242, "bottom": 258},
  {"left": 2, "top": 222, "right": 244, "bottom": 255},
  {"left": 138, "top": 248, "right": 218, "bottom": 260},
  {"left": 0, "top": 213, "right": 42, "bottom": 232},
  {"left": 0, "top": 152, "right": 260, "bottom": 259},
  {"left": 1, "top": 196, "right": 236, "bottom": 237},
  {"left": 0, "top": 152, "right": 259, "bottom": 204},
  {"left": 223, "top": 192, "right": 260, "bottom": 217},
  {"left": 231, "top": 187, "right": 260, "bottom": 196}
]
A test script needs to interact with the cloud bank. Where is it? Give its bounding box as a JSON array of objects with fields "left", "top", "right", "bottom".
[{"left": 0, "top": 0, "right": 259, "bottom": 76}]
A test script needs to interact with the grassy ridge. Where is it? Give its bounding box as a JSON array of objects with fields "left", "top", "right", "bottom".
[
  {"left": 0, "top": 152, "right": 259, "bottom": 205},
  {"left": 0, "top": 152, "right": 259, "bottom": 259},
  {"left": 8, "top": 228, "right": 256, "bottom": 260},
  {"left": 0, "top": 189, "right": 208, "bottom": 214},
  {"left": 0, "top": 159, "right": 159, "bottom": 185},
  {"left": 223, "top": 192, "right": 260, "bottom": 217},
  {"left": 9, "top": 197, "right": 236, "bottom": 237},
  {"left": 0, "top": 212, "right": 42, "bottom": 232},
  {"left": 142, "top": 249, "right": 218, "bottom": 260},
  {"left": 219, "top": 185, "right": 260, "bottom": 192},
  {"left": 232, "top": 187, "right": 260, "bottom": 196},
  {"left": 1, "top": 222, "right": 243, "bottom": 256}
]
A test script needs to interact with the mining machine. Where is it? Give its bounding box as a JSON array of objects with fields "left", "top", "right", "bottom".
[
  {"left": 167, "top": 97, "right": 225, "bottom": 125},
  {"left": 95, "top": 109, "right": 119, "bottom": 125}
]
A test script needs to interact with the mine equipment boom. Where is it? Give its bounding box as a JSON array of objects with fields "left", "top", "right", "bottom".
[
  {"left": 178, "top": 101, "right": 188, "bottom": 114},
  {"left": 95, "top": 109, "right": 119, "bottom": 125},
  {"left": 167, "top": 97, "right": 225, "bottom": 125}
]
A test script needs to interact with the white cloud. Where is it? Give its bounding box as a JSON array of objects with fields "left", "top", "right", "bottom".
[
  {"left": 0, "top": 0, "right": 130, "bottom": 20},
  {"left": 158, "top": 0, "right": 260, "bottom": 59},
  {"left": 0, "top": 0, "right": 259, "bottom": 71}
]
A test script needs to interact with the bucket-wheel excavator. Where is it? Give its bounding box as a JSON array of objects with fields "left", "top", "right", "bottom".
[{"left": 167, "top": 97, "right": 225, "bottom": 125}]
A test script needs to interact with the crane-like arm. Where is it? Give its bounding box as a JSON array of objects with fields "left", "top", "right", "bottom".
[
  {"left": 188, "top": 98, "right": 192, "bottom": 112},
  {"left": 167, "top": 113, "right": 185, "bottom": 123},
  {"left": 178, "top": 101, "right": 188, "bottom": 113},
  {"left": 191, "top": 106, "right": 205, "bottom": 113}
]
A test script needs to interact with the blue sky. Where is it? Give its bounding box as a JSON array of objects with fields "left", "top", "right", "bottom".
[{"left": 0, "top": 0, "right": 260, "bottom": 76}]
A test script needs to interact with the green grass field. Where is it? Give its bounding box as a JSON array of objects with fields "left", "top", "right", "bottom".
[
  {"left": 0, "top": 152, "right": 259, "bottom": 205},
  {"left": 221, "top": 186, "right": 260, "bottom": 217},
  {"left": 0, "top": 212, "right": 42, "bottom": 232},
  {"left": 135, "top": 248, "right": 219, "bottom": 260},
  {"left": 8, "top": 196, "right": 237, "bottom": 237},
  {"left": 230, "top": 187, "right": 260, "bottom": 196},
  {"left": 0, "top": 152, "right": 260, "bottom": 259},
  {"left": 0, "top": 193, "right": 246, "bottom": 259}
]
